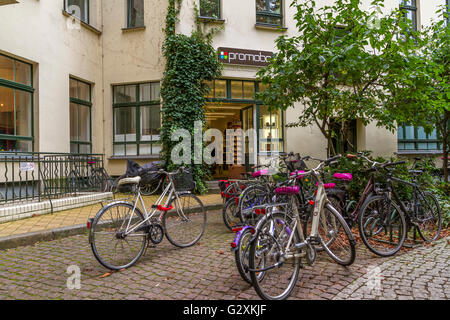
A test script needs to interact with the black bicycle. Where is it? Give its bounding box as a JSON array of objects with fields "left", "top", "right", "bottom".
[
  {"left": 67, "top": 158, "right": 111, "bottom": 193},
  {"left": 358, "top": 160, "right": 442, "bottom": 257}
]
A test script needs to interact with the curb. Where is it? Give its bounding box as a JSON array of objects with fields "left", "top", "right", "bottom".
[{"left": 0, "top": 203, "right": 224, "bottom": 250}]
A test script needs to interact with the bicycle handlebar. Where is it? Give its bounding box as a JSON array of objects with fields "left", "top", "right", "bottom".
[
  {"left": 289, "top": 154, "right": 342, "bottom": 180},
  {"left": 157, "top": 166, "right": 185, "bottom": 176}
]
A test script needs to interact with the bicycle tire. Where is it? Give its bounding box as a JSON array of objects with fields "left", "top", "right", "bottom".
[
  {"left": 320, "top": 202, "right": 356, "bottom": 266},
  {"left": 235, "top": 228, "right": 256, "bottom": 284},
  {"left": 90, "top": 202, "right": 148, "bottom": 270},
  {"left": 416, "top": 191, "right": 442, "bottom": 242},
  {"left": 238, "top": 185, "right": 270, "bottom": 225},
  {"left": 163, "top": 193, "right": 207, "bottom": 248},
  {"left": 358, "top": 195, "right": 407, "bottom": 257},
  {"left": 222, "top": 197, "right": 242, "bottom": 230},
  {"left": 248, "top": 212, "right": 301, "bottom": 300},
  {"left": 303, "top": 193, "right": 342, "bottom": 252}
]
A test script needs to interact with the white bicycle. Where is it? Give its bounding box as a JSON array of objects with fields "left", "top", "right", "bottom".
[
  {"left": 89, "top": 166, "right": 206, "bottom": 270},
  {"left": 247, "top": 155, "right": 356, "bottom": 300}
]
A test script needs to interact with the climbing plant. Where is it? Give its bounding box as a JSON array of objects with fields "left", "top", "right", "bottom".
[{"left": 160, "top": 0, "right": 223, "bottom": 193}]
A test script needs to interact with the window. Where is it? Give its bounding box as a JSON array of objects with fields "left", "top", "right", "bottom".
[
  {"left": 70, "top": 78, "right": 92, "bottom": 154},
  {"left": 0, "top": 54, "right": 33, "bottom": 152},
  {"left": 259, "top": 106, "right": 284, "bottom": 153},
  {"left": 65, "top": 0, "right": 89, "bottom": 24},
  {"left": 256, "top": 0, "right": 283, "bottom": 27},
  {"left": 205, "top": 79, "right": 256, "bottom": 100},
  {"left": 199, "top": 0, "right": 220, "bottom": 19},
  {"left": 113, "top": 82, "right": 161, "bottom": 156},
  {"left": 398, "top": 125, "right": 442, "bottom": 151},
  {"left": 399, "top": 0, "right": 417, "bottom": 31},
  {"left": 447, "top": 0, "right": 450, "bottom": 25},
  {"left": 127, "top": 0, "right": 145, "bottom": 28}
]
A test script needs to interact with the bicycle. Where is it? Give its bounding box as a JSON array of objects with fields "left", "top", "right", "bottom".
[
  {"left": 88, "top": 166, "right": 207, "bottom": 270},
  {"left": 67, "top": 157, "right": 111, "bottom": 193},
  {"left": 231, "top": 153, "right": 345, "bottom": 285},
  {"left": 358, "top": 157, "right": 441, "bottom": 256},
  {"left": 247, "top": 155, "right": 356, "bottom": 300}
]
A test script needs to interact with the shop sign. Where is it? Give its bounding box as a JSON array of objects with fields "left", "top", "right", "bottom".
[{"left": 218, "top": 47, "right": 273, "bottom": 67}]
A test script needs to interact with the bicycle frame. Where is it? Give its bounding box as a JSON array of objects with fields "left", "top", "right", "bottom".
[{"left": 121, "top": 173, "right": 186, "bottom": 237}]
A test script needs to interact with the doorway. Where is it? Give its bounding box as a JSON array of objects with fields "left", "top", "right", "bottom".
[{"left": 205, "top": 103, "right": 255, "bottom": 179}]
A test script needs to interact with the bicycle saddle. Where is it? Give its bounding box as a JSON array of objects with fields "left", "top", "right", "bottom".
[
  {"left": 290, "top": 170, "right": 305, "bottom": 180},
  {"left": 118, "top": 176, "right": 141, "bottom": 186},
  {"left": 252, "top": 169, "right": 269, "bottom": 178},
  {"left": 316, "top": 182, "right": 337, "bottom": 189},
  {"left": 275, "top": 186, "right": 300, "bottom": 195},
  {"left": 333, "top": 173, "right": 353, "bottom": 181}
]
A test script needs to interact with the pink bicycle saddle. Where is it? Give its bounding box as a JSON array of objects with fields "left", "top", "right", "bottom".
[
  {"left": 333, "top": 173, "right": 353, "bottom": 181},
  {"left": 316, "top": 182, "right": 336, "bottom": 189},
  {"left": 275, "top": 186, "right": 300, "bottom": 195},
  {"left": 290, "top": 170, "right": 305, "bottom": 180},
  {"left": 252, "top": 169, "right": 269, "bottom": 178}
]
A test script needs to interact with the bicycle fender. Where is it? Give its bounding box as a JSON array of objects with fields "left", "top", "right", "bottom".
[{"left": 231, "top": 225, "right": 255, "bottom": 252}]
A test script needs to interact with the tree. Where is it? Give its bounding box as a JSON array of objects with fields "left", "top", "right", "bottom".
[
  {"left": 257, "top": 0, "right": 423, "bottom": 156},
  {"left": 400, "top": 9, "right": 449, "bottom": 182}
]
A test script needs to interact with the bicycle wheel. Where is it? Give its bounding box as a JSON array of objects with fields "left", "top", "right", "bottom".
[
  {"left": 234, "top": 227, "right": 265, "bottom": 284},
  {"left": 319, "top": 202, "right": 356, "bottom": 266},
  {"left": 239, "top": 185, "right": 270, "bottom": 225},
  {"left": 224, "top": 182, "right": 243, "bottom": 202},
  {"left": 223, "top": 198, "right": 242, "bottom": 230},
  {"left": 163, "top": 193, "right": 207, "bottom": 247},
  {"left": 90, "top": 202, "right": 148, "bottom": 270},
  {"left": 358, "top": 195, "right": 407, "bottom": 257},
  {"left": 95, "top": 170, "right": 111, "bottom": 193},
  {"left": 248, "top": 212, "right": 301, "bottom": 300},
  {"left": 416, "top": 191, "right": 442, "bottom": 242},
  {"left": 303, "top": 193, "right": 342, "bottom": 251}
]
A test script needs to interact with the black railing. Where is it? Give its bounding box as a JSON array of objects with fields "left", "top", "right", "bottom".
[{"left": 0, "top": 151, "right": 110, "bottom": 207}]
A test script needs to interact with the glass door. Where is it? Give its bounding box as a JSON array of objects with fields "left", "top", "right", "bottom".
[{"left": 241, "top": 105, "right": 254, "bottom": 172}]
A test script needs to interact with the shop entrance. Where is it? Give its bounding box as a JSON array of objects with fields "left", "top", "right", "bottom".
[{"left": 205, "top": 102, "right": 255, "bottom": 179}]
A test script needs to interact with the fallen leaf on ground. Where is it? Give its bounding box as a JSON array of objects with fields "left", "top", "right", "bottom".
[
  {"left": 99, "top": 272, "right": 114, "bottom": 278},
  {"left": 216, "top": 250, "right": 224, "bottom": 255}
]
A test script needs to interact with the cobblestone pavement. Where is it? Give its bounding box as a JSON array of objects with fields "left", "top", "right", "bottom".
[{"left": 0, "top": 209, "right": 448, "bottom": 300}]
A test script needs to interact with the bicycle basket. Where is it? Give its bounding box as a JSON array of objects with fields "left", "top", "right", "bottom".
[{"left": 173, "top": 170, "right": 196, "bottom": 192}]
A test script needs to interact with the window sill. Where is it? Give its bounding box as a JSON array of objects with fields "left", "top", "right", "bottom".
[
  {"left": 109, "top": 155, "right": 161, "bottom": 160},
  {"left": 255, "top": 23, "right": 287, "bottom": 32},
  {"left": 396, "top": 150, "right": 443, "bottom": 155},
  {"left": 62, "top": 10, "right": 102, "bottom": 35},
  {"left": 197, "top": 16, "right": 225, "bottom": 24},
  {"left": 122, "top": 26, "right": 146, "bottom": 33}
]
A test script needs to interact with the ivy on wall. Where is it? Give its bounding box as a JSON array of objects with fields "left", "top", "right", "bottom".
[{"left": 160, "top": 0, "right": 223, "bottom": 193}]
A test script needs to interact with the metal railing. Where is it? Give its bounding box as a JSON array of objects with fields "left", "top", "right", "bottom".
[{"left": 0, "top": 151, "right": 109, "bottom": 208}]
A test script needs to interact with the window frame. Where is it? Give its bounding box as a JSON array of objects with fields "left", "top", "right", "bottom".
[
  {"left": 112, "top": 82, "right": 161, "bottom": 157},
  {"left": 126, "top": 0, "right": 145, "bottom": 29},
  {"left": 397, "top": 124, "right": 442, "bottom": 152},
  {"left": 69, "top": 77, "right": 92, "bottom": 154},
  {"left": 64, "top": 0, "right": 90, "bottom": 25},
  {"left": 256, "top": 0, "right": 283, "bottom": 27},
  {"left": 199, "top": 0, "right": 221, "bottom": 20},
  {"left": 0, "top": 53, "right": 34, "bottom": 153},
  {"left": 399, "top": 0, "right": 418, "bottom": 31}
]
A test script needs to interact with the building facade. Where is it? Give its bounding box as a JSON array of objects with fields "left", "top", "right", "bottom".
[{"left": 0, "top": 0, "right": 446, "bottom": 178}]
